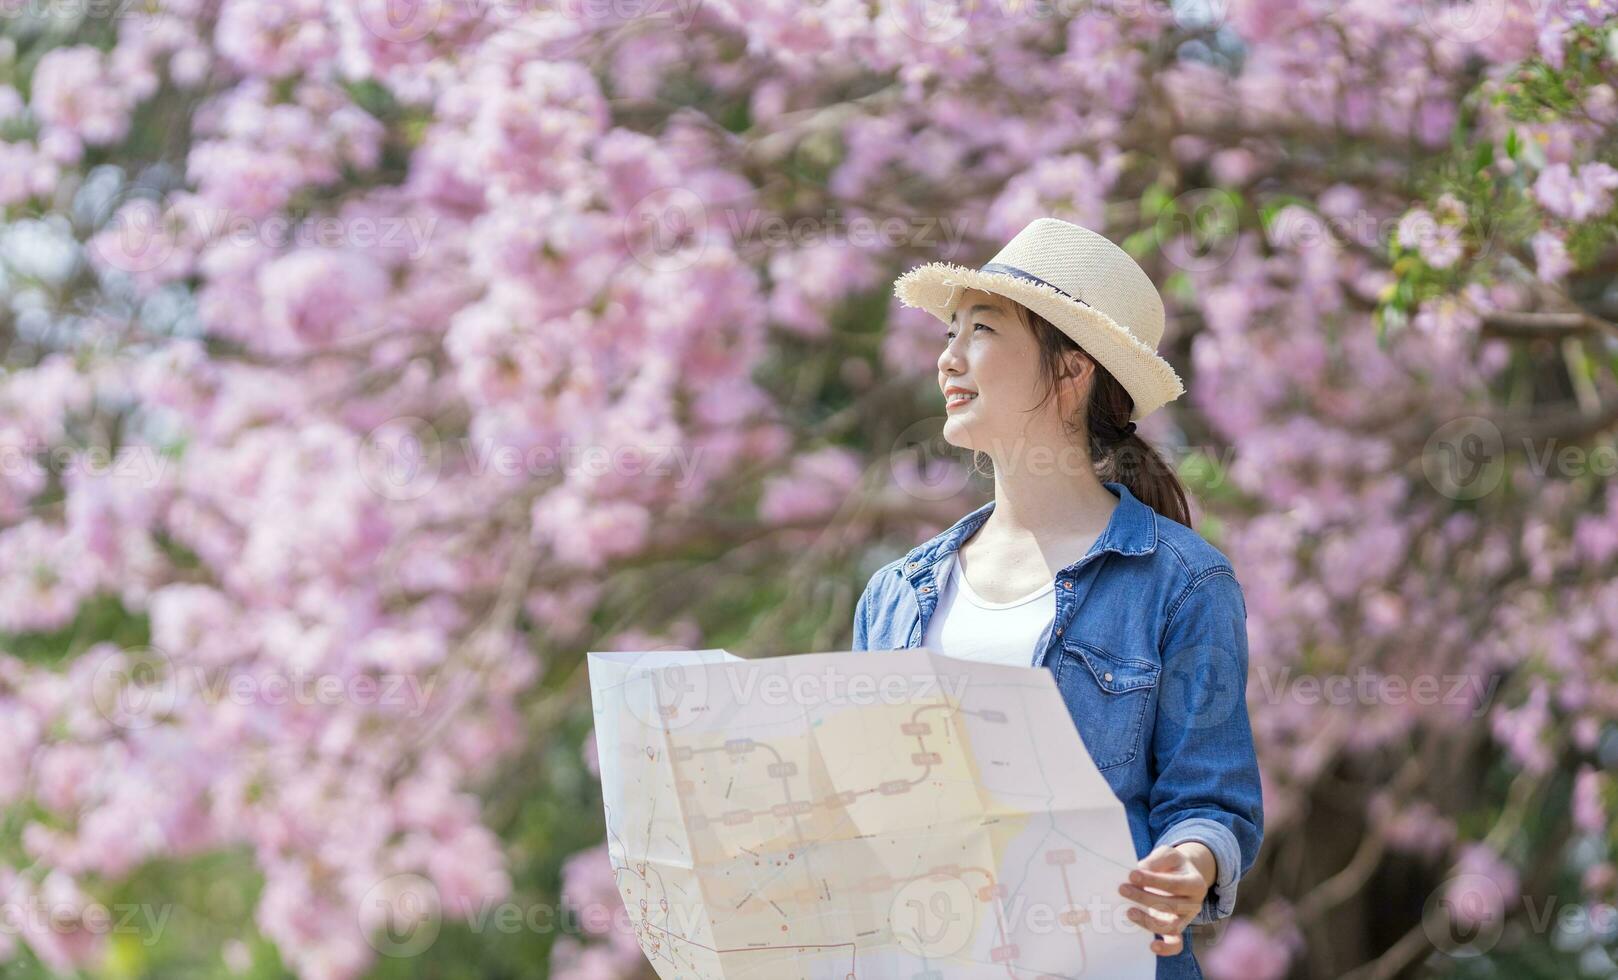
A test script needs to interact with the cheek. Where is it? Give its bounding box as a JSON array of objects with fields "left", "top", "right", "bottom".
[{"left": 979, "top": 347, "right": 1044, "bottom": 406}]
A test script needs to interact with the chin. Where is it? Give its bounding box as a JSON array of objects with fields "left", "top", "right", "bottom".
[{"left": 940, "top": 414, "right": 980, "bottom": 450}]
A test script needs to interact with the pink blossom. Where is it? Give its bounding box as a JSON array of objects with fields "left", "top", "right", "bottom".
[
  {"left": 1203, "top": 917, "right": 1292, "bottom": 980},
  {"left": 1422, "top": 222, "right": 1463, "bottom": 268},
  {"left": 1410, "top": 293, "right": 1481, "bottom": 353},
  {"left": 1583, "top": 861, "right": 1617, "bottom": 896},
  {"left": 15, "top": 871, "right": 106, "bottom": 973},
  {"left": 0, "top": 703, "right": 41, "bottom": 805},
  {"left": 464, "top": 61, "right": 609, "bottom": 199},
  {"left": 1533, "top": 162, "right": 1618, "bottom": 221},
  {"left": 1396, "top": 207, "right": 1464, "bottom": 267},
  {"left": 1491, "top": 681, "right": 1554, "bottom": 772},
  {"left": 759, "top": 447, "right": 864, "bottom": 524},
  {"left": 0, "top": 140, "right": 59, "bottom": 205},
  {"left": 427, "top": 824, "right": 511, "bottom": 915},
  {"left": 532, "top": 492, "right": 652, "bottom": 570},
  {"left": 985, "top": 152, "right": 1120, "bottom": 240},
  {"left": 1443, "top": 842, "right": 1521, "bottom": 931},
  {"left": 1531, "top": 229, "right": 1573, "bottom": 282},
  {"left": 768, "top": 241, "right": 882, "bottom": 339},
  {"left": 1573, "top": 765, "right": 1608, "bottom": 835},
  {"left": 582, "top": 729, "right": 601, "bottom": 779},
  {"left": 1370, "top": 792, "right": 1456, "bottom": 857},
  {"left": 593, "top": 128, "right": 682, "bottom": 216},
  {"left": 0, "top": 521, "right": 98, "bottom": 633},
  {"left": 549, "top": 934, "right": 646, "bottom": 980},
  {"left": 256, "top": 860, "right": 374, "bottom": 980},
  {"left": 7, "top": 6, "right": 1618, "bottom": 980},
  {"left": 30, "top": 46, "right": 138, "bottom": 158},
  {"left": 1574, "top": 500, "right": 1618, "bottom": 566},
  {"left": 560, "top": 844, "right": 624, "bottom": 939},
  {"left": 215, "top": 0, "right": 337, "bottom": 78},
  {"left": 258, "top": 248, "right": 392, "bottom": 353}
]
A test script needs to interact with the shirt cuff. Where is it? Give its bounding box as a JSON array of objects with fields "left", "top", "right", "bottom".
[{"left": 1155, "top": 817, "right": 1242, "bottom": 925}]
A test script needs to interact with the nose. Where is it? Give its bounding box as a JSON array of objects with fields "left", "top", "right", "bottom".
[{"left": 938, "top": 331, "right": 966, "bottom": 377}]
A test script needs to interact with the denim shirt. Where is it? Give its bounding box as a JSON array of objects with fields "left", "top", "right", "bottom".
[{"left": 851, "top": 482, "right": 1264, "bottom": 978}]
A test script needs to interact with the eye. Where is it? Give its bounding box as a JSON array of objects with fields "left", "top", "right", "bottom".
[{"left": 944, "top": 323, "right": 992, "bottom": 342}]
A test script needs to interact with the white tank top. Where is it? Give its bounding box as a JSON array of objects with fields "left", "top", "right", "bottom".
[{"left": 921, "top": 552, "right": 1055, "bottom": 667}]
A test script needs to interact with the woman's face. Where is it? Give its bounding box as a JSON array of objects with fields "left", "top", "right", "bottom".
[{"left": 937, "top": 288, "right": 1089, "bottom": 453}]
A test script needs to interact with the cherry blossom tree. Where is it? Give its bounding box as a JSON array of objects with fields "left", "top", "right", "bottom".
[{"left": 0, "top": 1, "right": 1615, "bottom": 978}]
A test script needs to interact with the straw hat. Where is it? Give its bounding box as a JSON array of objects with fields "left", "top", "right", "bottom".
[{"left": 893, "top": 217, "right": 1185, "bottom": 422}]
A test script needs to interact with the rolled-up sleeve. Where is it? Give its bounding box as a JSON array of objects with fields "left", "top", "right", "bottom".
[{"left": 1148, "top": 567, "right": 1264, "bottom": 926}]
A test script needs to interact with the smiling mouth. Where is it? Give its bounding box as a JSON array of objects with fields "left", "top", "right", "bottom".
[{"left": 945, "top": 392, "right": 978, "bottom": 408}]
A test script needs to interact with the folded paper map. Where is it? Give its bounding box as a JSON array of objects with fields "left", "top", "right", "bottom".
[{"left": 586, "top": 646, "right": 1155, "bottom": 979}]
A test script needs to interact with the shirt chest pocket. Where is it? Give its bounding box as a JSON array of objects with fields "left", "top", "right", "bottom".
[{"left": 1051, "top": 639, "right": 1160, "bottom": 771}]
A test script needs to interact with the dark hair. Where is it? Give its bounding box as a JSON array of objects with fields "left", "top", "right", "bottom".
[{"left": 1009, "top": 301, "right": 1192, "bottom": 527}]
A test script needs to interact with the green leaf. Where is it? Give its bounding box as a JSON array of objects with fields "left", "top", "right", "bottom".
[
  {"left": 1259, "top": 194, "right": 1313, "bottom": 228},
  {"left": 1163, "top": 269, "right": 1195, "bottom": 304},
  {"left": 0, "top": 594, "right": 149, "bottom": 667},
  {"left": 1121, "top": 228, "right": 1157, "bottom": 259},
  {"left": 1139, "top": 183, "right": 1171, "bottom": 223}
]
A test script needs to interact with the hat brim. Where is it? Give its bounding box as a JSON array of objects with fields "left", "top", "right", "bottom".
[{"left": 893, "top": 262, "right": 1185, "bottom": 422}]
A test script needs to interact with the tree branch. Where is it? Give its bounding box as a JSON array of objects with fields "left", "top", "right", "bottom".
[{"left": 1481, "top": 309, "right": 1618, "bottom": 341}]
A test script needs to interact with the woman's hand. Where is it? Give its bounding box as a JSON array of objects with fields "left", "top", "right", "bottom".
[{"left": 1117, "top": 842, "right": 1215, "bottom": 957}]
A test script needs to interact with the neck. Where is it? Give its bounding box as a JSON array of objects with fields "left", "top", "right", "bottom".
[{"left": 981, "top": 452, "right": 1119, "bottom": 541}]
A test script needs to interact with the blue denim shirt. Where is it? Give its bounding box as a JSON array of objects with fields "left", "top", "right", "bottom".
[{"left": 851, "top": 482, "right": 1264, "bottom": 979}]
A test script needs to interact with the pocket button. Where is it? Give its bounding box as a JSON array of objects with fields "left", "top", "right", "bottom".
[{"left": 1103, "top": 672, "right": 1113, "bottom": 682}]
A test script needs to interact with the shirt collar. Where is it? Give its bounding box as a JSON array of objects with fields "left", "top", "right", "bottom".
[{"left": 899, "top": 481, "right": 1159, "bottom": 580}]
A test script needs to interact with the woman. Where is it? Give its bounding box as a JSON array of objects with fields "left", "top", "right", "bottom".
[{"left": 852, "top": 218, "right": 1263, "bottom": 980}]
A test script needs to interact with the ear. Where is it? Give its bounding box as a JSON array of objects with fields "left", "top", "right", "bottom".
[{"left": 1059, "top": 349, "right": 1091, "bottom": 382}]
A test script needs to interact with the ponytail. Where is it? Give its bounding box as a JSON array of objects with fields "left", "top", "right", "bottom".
[
  {"left": 1019, "top": 304, "right": 1194, "bottom": 527},
  {"left": 1099, "top": 423, "right": 1190, "bottom": 526}
]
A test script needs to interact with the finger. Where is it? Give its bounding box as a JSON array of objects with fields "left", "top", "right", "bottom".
[
  {"left": 1125, "top": 900, "right": 1196, "bottom": 932},
  {"left": 1150, "top": 931, "right": 1185, "bottom": 957},
  {"left": 1118, "top": 882, "right": 1180, "bottom": 912},
  {"left": 1117, "top": 882, "right": 1196, "bottom": 915},
  {"left": 1140, "top": 845, "right": 1184, "bottom": 871},
  {"left": 1128, "top": 866, "right": 1198, "bottom": 893},
  {"left": 1126, "top": 903, "right": 1179, "bottom": 932}
]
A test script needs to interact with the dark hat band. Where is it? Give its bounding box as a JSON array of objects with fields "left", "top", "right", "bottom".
[{"left": 978, "top": 262, "right": 1092, "bottom": 309}]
